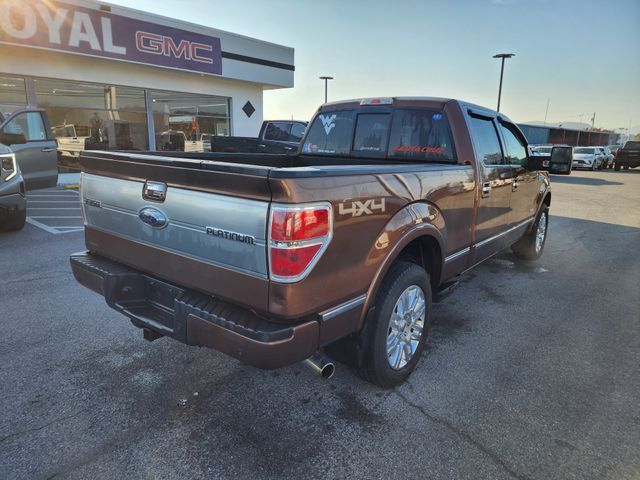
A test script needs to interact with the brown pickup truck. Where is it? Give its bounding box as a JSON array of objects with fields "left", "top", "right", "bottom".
[{"left": 71, "top": 97, "right": 553, "bottom": 387}]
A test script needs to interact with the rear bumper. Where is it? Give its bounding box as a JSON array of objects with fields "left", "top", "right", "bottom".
[{"left": 70, "top": 251, "right": 319, "bottom": 369}]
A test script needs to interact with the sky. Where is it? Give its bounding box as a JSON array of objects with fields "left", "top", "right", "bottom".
[{"left": 106, "top": 0, "right": 640, "bottom": 132}]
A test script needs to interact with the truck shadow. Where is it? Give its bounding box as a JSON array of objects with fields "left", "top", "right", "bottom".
[{"left": 550, "top": 174, "right": 623, "bottom": 186}]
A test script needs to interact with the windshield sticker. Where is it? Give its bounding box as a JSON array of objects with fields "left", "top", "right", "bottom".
[
  {"left": 319, "top": 114, "right": 337, "bottom": 135},
  {"left": 393, "top": 146, "right": 445, "bottom": 154},
  {"left": 303, "top": 143, "right": 319, "bottom": 153}
]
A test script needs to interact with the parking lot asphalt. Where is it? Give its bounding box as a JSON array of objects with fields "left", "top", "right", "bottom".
[{"left": 1, "top": 170, "right": 639, "bottom": 480}]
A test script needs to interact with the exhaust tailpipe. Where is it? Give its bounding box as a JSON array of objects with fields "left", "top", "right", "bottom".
[{"left": 304, "top": 353, "right": 335, "bottom": 379}]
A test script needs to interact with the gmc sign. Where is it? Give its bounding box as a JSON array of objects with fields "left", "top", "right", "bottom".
[{"left": 0, "top": 0, "right": 222, "bottom": 75}]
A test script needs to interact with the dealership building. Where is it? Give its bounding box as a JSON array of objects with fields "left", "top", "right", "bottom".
[{"left": 0, "top": 0, "right": 294, "bottom": 158}]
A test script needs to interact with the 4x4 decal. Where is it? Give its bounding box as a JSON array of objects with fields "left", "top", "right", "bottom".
[{"left": 338, "top": 198, "right": 386, "bottom": 217}]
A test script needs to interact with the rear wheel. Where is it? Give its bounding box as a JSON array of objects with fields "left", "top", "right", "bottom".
[
  {"left": 512, "top": 206, "right": 549, "bottom": 261},
  {"left": 614, "top": 163, "right": 621, "bottom": 171},
  {"left": 356, "top": 261, "right": 432, "bottom": 388}
]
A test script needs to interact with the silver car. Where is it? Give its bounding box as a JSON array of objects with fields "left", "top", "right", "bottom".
[{"left": 572, "top": 146, "right": 604, "bottom": 171}]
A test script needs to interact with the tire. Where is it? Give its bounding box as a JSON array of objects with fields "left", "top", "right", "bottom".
[
  {"left": 0, "top": 209, "right": 26, "bottom": 232},
  {"left": 614, "top": 163, "right": 621, "bottom": 171},
  {"left": 356, "top": 261, "right": 432, "bottom": 388},
  {"left": 590, "top": 162, "right": 596, "bottom": 171},
  {"left": 512, "top": 205, "right": 549, "bottom": 261}
]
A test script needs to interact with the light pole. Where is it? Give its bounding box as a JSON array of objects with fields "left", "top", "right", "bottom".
[
  {"left": 492, "top": 53, "right": 514, "bottom": 112},
  {"left": 319, "top": 76, "right": 333, "bottom": 103}
]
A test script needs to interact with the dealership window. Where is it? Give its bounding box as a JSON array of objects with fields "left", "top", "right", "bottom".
[
  {"left": 0, "top": 75, "right": 28, "bottom": 117},
  {"left": 33, "top": 78, "right": 148, "bottom": 170},
  {"left": 150, "top": 90, "right": 230, "bottom": 152}
]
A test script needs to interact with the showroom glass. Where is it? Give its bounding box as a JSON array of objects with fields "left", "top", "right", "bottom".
[
  {"left": 353, "top": 114, "right": 391, "bottom": 156},
  {"left": 469, "top": 116, "right": 504, "bottom": 165},
  {"left": 32, "top": 78, "right": 149, "bottom": 170},
  {"left": 302, "top": 110, "right": 355, "bottom": 155},
  {"left": 499, "top": 123, "right": 528, "bottom": 166},
  {"left": 387, "top": 109, "right": 456, "bottom": 162},
  {"left": 0, "top": 75, "right": 28, "bottom": 116},
  {"left": 2, "top": 112, "right": 47, "bottom": 141},
  {"left": 150, "top": 90, "right": 230, "bottom": 152}
]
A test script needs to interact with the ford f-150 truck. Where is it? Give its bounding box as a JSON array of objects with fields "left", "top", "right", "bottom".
[{"left": 70, "top": 97, "right": 553, "bottom": 387}]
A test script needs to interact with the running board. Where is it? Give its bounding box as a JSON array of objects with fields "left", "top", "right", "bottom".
[{"left": 434, "top": 277, "right": 461, "bottom": 303}]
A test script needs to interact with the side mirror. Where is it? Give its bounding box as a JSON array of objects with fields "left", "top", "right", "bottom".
[
  {"left": 548, "top": 146, "right": 573, "bottom": 175},
  {"left": 0, "top": 131, "right": 27, "bottom": 146},
  {"left": 526, "top": 155, "right": 544, "bottom": 171}
]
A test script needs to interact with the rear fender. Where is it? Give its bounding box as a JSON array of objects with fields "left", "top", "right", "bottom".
[{"left": 357, "top": 202, "right": 446, "bottom": 330}]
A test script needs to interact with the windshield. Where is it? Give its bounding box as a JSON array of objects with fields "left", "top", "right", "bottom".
[
  {"left": 303, "top": 108, "right": 456, "bottom": 162},
  {"left": 574, "top": 147, "right": 594, "bottom": 154}
]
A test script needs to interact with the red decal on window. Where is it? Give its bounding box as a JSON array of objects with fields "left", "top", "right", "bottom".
[{"left": 393, "top": 146, "right": 445, "bottom": 154}]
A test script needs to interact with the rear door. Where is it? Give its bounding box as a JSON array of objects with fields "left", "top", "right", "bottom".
[
  {"left": 498, "top": 120, "right": 539, "bottom": 226},
  {"left": 468, "top": 113, "right": 514, "bottom": 262},
  {"left": 0, "top": 110, "right": 57, "bottom": 190}
]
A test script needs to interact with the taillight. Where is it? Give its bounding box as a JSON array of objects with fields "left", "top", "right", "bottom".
[{"left": 268, "top": 203, "right": 332, "bottom": 282}]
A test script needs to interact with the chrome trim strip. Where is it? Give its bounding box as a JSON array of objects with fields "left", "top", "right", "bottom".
[
  {"left": 475, "top": 217, "right": 534, "bottom": 249},
  {"left": 444, "top": 247, "right": 471, "bottom": 264},
  {"left": 320, "top": 295, "right": 367, "bottom": 322}
]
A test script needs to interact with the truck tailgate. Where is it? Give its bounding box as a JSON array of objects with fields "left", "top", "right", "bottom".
[{"left": 79, "top": 152, "right": 272, "bottom": 312}]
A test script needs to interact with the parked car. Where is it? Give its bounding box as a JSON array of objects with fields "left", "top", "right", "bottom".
[
  {"left": 572, "top": 146, "right": 604, "bottom": 170},
  {"left": 210, "top": 120, "right": 307, "bottom": 154},
  {"left": 71, "top": 97, "right": 552, "bottom": 388},
  {"left": 597, "top": 146, "right": 614, "bottom": 169},
  {"left": 0, "top": 108, "right": 58, "bottom": 231},
  {"left": 614, "top": 141, "right": 640, "bottom": 171}
]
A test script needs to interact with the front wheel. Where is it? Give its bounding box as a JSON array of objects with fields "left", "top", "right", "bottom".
[
  {"left": 356, "top": 261, "right": 432, "bottom": 388},
  {"left": 591, "top": 162, "right": 596, "bottom": 171},
  {"left": 512, "top": 206, "right": 549, "bottom": 261},
  {"left": 0, "top": 209, "right": 26, "bottom": 232}
]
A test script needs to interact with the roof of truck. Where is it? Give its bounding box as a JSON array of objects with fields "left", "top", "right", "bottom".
[{"left": 318, "top": 97, "right": 499, "bottom": 116}]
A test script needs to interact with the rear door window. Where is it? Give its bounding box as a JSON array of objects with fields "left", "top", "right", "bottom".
[
  {"left": 264, "top": 122, "right": 292, "bottom": 142},
  {"left": 387, "top": 109, "right": 456, "bottom": 162},
  {"left": 468, "top": 115, "right": 504, "bottom": 165},
  {"left": 353, "top": 114, "right": 391, "bottom": 156},
  {"left": 302, "top": 110, "right": 355, "bottom": 155}
]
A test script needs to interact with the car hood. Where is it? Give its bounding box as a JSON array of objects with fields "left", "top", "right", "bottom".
[{"left": 573, "top": 153, "right": 595, "bottom": 159}]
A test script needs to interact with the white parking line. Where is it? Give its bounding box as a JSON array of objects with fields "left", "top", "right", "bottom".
[
  {"left": 30, "top": 216, "right": 83, "bottom": 219},
  {"left": 27, "top": 207, "right": 81, "bottom": 210}
]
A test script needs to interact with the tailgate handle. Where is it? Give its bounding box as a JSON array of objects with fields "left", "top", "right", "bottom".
[{"left": 481, "top": 182, "right": 491, "bottom": 198}]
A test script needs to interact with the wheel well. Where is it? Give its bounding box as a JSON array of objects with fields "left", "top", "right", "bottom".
[
  {"left": 396, "top": 236, "right": 442, "bottom": 289},
  {"left": 543, "top": 192, "right": 551, "bottom": 206}
]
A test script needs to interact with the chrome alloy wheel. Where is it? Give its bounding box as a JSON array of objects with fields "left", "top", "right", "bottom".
[
  {"left": 535, "top": 212, "right": 547, "bottom": 254},
  {"left": 386, "top": 285, "right": 426, "bottom": 370}
]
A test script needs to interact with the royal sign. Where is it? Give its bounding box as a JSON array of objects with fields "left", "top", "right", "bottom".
[{"left": 0, "top": 0, "right": 223, "bottom": 75}]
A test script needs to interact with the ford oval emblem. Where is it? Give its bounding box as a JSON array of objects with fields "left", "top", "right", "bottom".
[{"left": 138, "top": 207, "right": 168, "bottom": 228}]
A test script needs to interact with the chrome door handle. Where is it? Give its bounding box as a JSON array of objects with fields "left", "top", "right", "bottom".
[
  {"left": 41, "top": 147, "right": 57, "bottom": 152},
  {"left": 481, "top": 182, "right": 491, "bottom": 198}
]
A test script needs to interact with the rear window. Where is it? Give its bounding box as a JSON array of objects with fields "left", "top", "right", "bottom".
[
  {"left": 303, "top": 110, "right": 355, "bottom": 155},
  {"left": 303, "top": 108, "right": 456, "bottom": 162},
  {"left": 387, "top": 109, "right": 456, "bottom": 162},
  {"left": 624, "top": 141, "right": 640, "bottom": 149}
]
